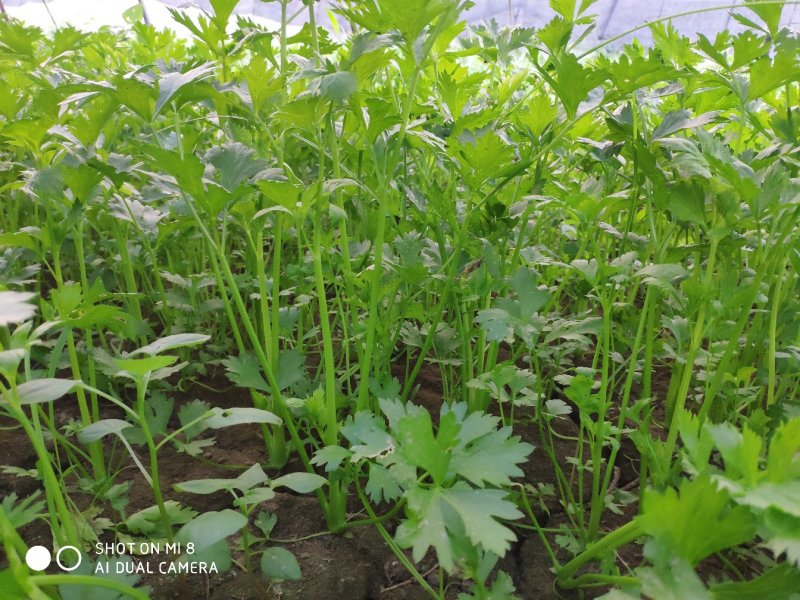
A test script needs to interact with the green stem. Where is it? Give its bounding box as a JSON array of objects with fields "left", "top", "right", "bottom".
[
  {"left": 244, "top": 223, "right": 286, "bottom": 464},
  {"left": 596, "top": 288, "right": 653, "bottom": 530},
  {"left": 118, "top": 199, "right": 172, "bottom": 329},
  {"left": 766, "top": 253, "right": 788, "bottom": 408},
  {"left": 29, "top": 575, "right": 149, "bottom": 600},
  {"left": 311, "top": 175, "right": 339, "bottom": 448},
  {"left": 355, "top": 477, "right": 440, "bottom": 599},
  {"left": 2, "top": 392, "right": 79, "bottom": 546},
  {"left": 156, "top": 411, "right": 215, "bottom": 451},
  {"left": 183, "top": 195, "right": 326, "bottom": 513},
  {"left": 556, "top": 518, "right": 642, "bottom": 589},
  {"left": 310, "top": 115, "right": 346, "bottom": 530},
  {"left": 65, "top": 330, "right": 106, "bottom": 480},
  {"left": 114, "top": 226, "right": 144, "bottom": 328},
  {"left": 519, "top": 489, "right": 560, "bottom": 569},
  {"left": 359, "top": 31, "right": 434, "bottom": 411},
  {"left": 587, "top": 291, "right": 613, "bottom": 540},
  {"left": 136, "top": 380, "right": 172, "bottom": 542},
  {"left": 340, "top": 497, "right": 406, "bottom": 531},
  {"left": 270, "top": 218, "right": 283, "bottom": 372},
  {"left": 664, "top": 237, "right": 718, "bottom": 459}
]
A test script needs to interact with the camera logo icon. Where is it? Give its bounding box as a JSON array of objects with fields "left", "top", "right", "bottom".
[{"left": 25, "top": 545, "right": 82, "bottom": 572}]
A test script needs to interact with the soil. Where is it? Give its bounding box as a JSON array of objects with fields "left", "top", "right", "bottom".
[{"left": 0, "top": 361, "right": 666, "bottom": 600}]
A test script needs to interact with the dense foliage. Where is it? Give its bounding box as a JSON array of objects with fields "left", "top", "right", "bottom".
[{"left": 0, "top": 0, "right": 799, "bottom": 598}]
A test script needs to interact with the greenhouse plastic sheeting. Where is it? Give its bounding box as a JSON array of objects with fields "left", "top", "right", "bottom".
[{"left": 3, "top": 0, "right": 799, "bottom": 44}]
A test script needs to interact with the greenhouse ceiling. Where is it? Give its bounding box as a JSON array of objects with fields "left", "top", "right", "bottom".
[{"left": 2, "top": 0, "right": 799, "bottom": 44}]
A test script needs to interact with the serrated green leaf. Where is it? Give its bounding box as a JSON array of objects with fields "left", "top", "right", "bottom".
[
  {"left": 637, "top": 558, "right": 711, "bottom": 600},
  {"left": 711, "top": 563, "right": 800, "bottom": 600},
  {"left": 341, "top": 411, "right": 394, "bottom": 461},
  {"left": 2, "top": 492, "right": 45, "bottom": 529},
  {"left": 311, "top": 445, "right": 352, "bottom": 472},
  {"left": 739, "top": 481, "right": 800, "bottom": 517},
  {"left": 395, "top": 487, "right": 453, "bottom": 570},
  {"left": 651, "top": 110, "right": 719, "bottom": 141},
  {"left": 277, "top": 349, "right": 306, "bottom": 392},
  {"left": 509, "top": 267, "right": 550, "bottom": 315},
  {"left": 766, "top": 417, "right": 800, "bottom": 482},
  {"left": 349, "top": 31, "right": 399, "bottom": 65},
  {"left": 316, "top": 71, "right": 357, "bottom": 103},
  {"left": 475, "top": 308, "right": 514, "bottom": 343},
  {"left": 669, "top": 181, "right": 706, "bottom": 224},
  {"left": 395, "top": 483, "right": 523, "bottom": 573},
  {"left": 641, "top": 475, "right": 756, "bottom": 565},
  {"left": 223, "top": 353, "right": 270, "bottom": 392},
  {"left": 744, "top": 0, "right": 783, "bottom": 36},
  {"left": 549, "top": 0, "right": 577, "bottom": 20},
  {"left": 154, "top": 64, "right": 216, "bottom": 117},
  {"left": 549, "top": 53, "right": 607, "bottom": 118},
  {"left": 209, "top": 0, "right": 238, "bottom": 30},
  {"left": 178, "top": 399, "right": 212, "bottom": 440},
  {"left": 636, "top": 263, "right": 688, "bottom": 285},
  {"left": 707, "top": 422, "right": 763, "bottom": 486},
  {"left": 205, "top": 143, "right": 266, "bottom": 192},
  {"left": 126, "top": 501, "right": 196, "bottom": 536},
  {"left": 396, "top": 409, "right": 458, "bottom": 485},
  {"left": 114, "top": 77, "right": 154, "bottom": 121},
  {"left": 450, "top": 427, "right": 533, "bottom": 488},
  {"left": 760, "top": 509, "right": 800, "bottom": 566},
  {"left": 748, "top": 51, "right": 799, "bottom": 100},
  {"left": 443, "top": 485, "right": 523, "bottom": 557},
  {"left": 365, "top": 462, "right": 403, "bottom": 504}
]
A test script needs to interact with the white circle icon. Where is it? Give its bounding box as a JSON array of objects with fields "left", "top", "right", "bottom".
[
  {"left": 56, "top": 546, "right": 82, "bottom": 572},
  {"left": 25, "top": 546, "right": 51, "bottom": 571}
]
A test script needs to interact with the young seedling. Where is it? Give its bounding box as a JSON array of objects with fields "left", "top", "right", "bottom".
[{"left": 175, "top": 463, "right": 325, "bottom": 578}]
